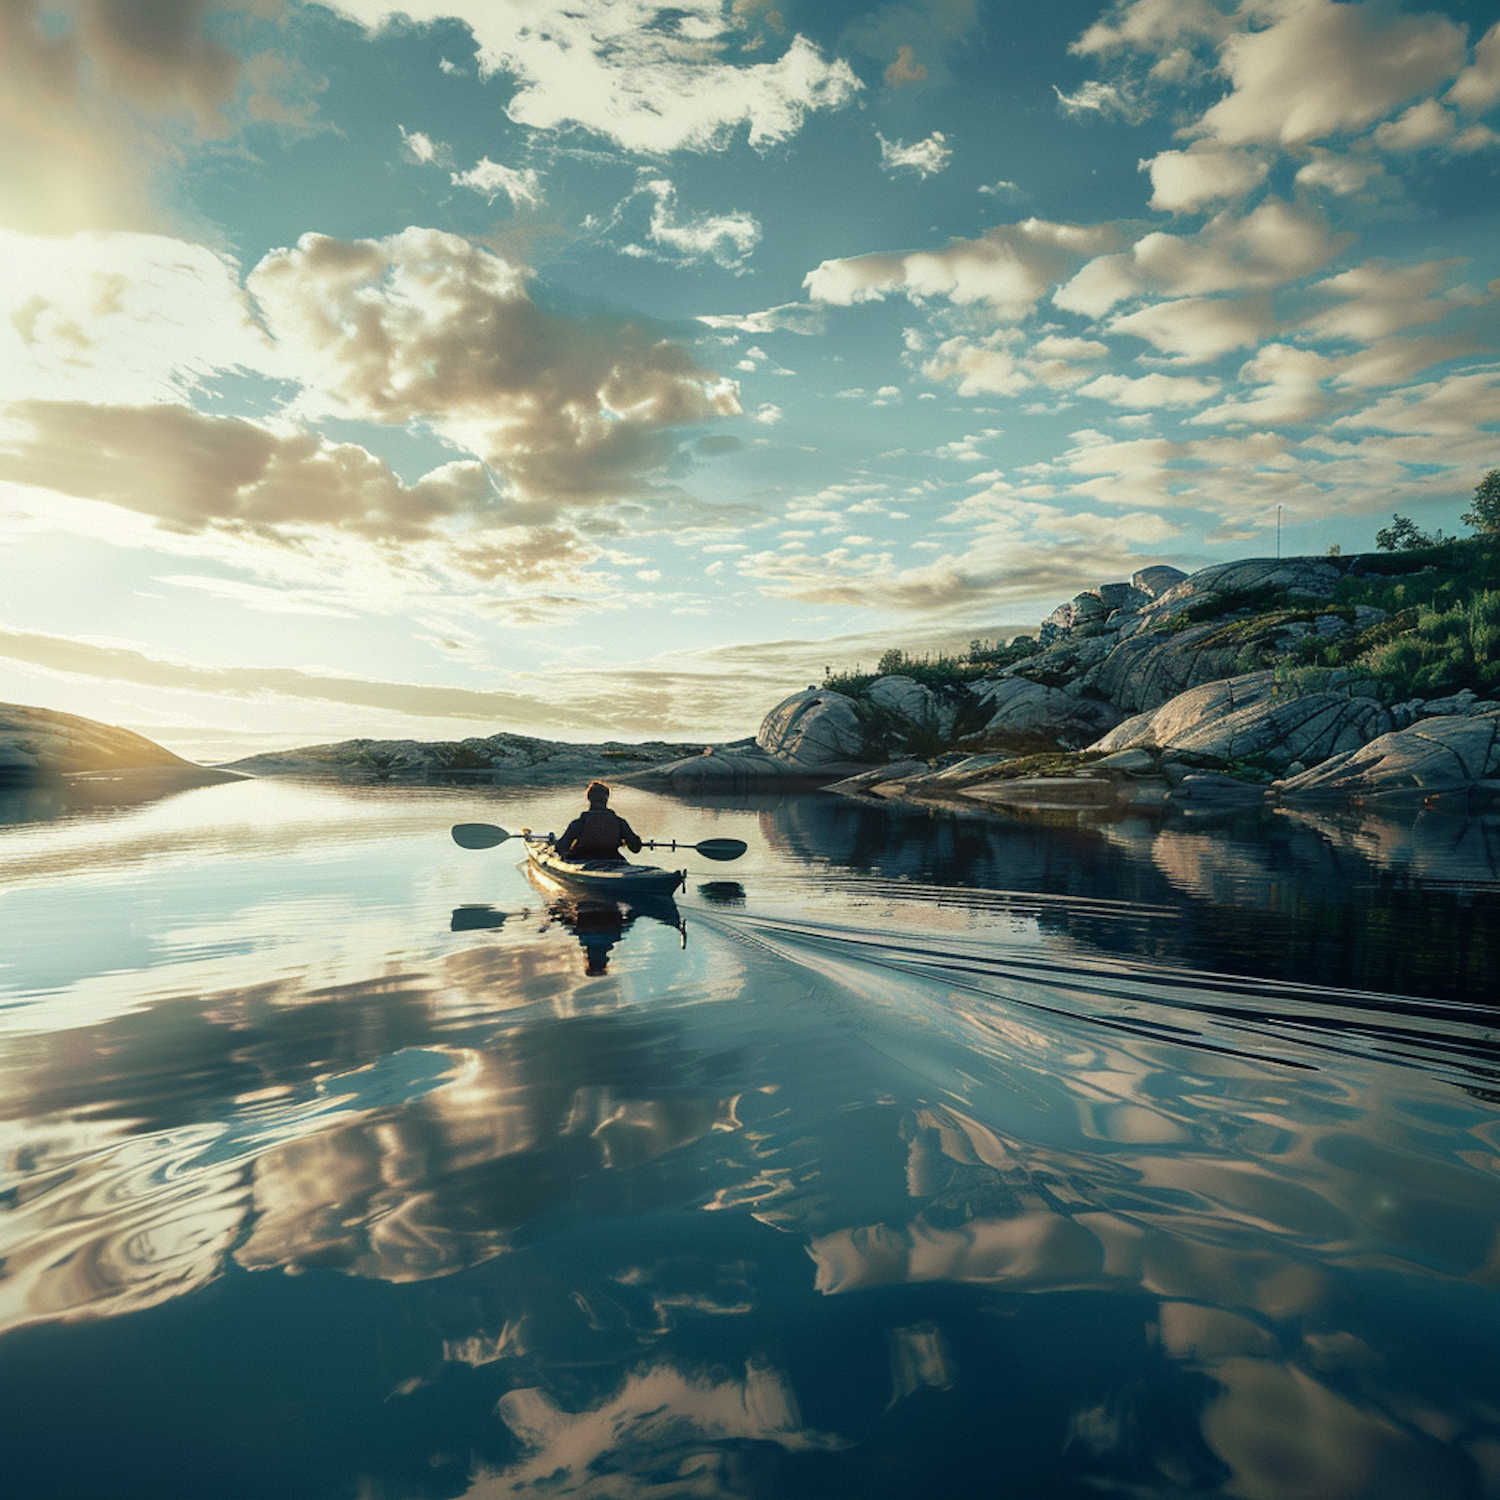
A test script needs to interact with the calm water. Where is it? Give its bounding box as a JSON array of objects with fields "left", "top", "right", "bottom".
[{"left": 3, "top": 776, "right": 1500, "bottom": 1499}]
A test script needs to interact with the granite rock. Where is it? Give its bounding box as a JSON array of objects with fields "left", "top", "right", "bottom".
[
  {"left": 1092, "top": 672, "right": 1394, "bottom": 773},
  {"left": 1274, "top": 709, "right": 1500, "bottom": 802},
  {"left": 755, "top": 689, "right": 869, "bottom": 770},
  {"left": 865, "top": 676, "right": 961, "bottom": 739},
  {"left": 968, "top": 676, "right": 1121, "bottom": 748}
]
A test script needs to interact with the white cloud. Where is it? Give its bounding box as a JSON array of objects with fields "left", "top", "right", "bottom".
[
  {"left": 326, "top": 1, "right": 860, "bottom": 154},
  {"left": 1140, "top": 145, "right": 1268, "bottom": 211},
  {"left": 1293, "top": 149, "right": 1387, "bottom": 197},
  {"left": 1301, "top": 259, "right": 1481, "bottom": 342},
  {"left": 1333, "top": 369, "right": 1500, "bottom": 437},
  {"left": 1195, "top": 0, "right": 1465, "bottom": 147},
  {"left": 695, "top": 302, "right": 827, "bottom": 335},
  {"left": 1372, "top": 99, "right": 1457, "bottom": 153},
  {"left": 643, "top": 180, "right": 760, "bottom": 269},
  {"left": 247, "top": 227, "right": 741, "bottom": 513},
  {"left": 805, "top": 219, "right": 1121, "bottom": 320},
  {"left": 0, "top": 229, "right": 271, "bottom": 407},
  {"left": 1108, "top": 294, "right": 1276, "bottom": 361},
  {"left": 878, "top": 130, "right": 953, "bottom": 177},
  {"left": 1071, "top": 0, "right": 1229, "bottom": 59},
  {"left": 1055, "top": 199, "right": 1346, "bottom": 316},
  {"left": 1077, "top": 371, "right": 1221, "bottom": 408},
  {"left": 1052, "top": 80, "right": 1145, "bottom": 122},
  {"left": 398, "top": 124, "right": 447, "bottom": 165},
  {"left": 978, "top": 180, "right": 1024, "bottom": 199},
  {"left": 0, "top": 401, "right": 498, "bottom": 540},
  {"left": 1447, "top": 19, "right": 1500, "bottom": 115},
  {"left": 1190, "top": 343, "right": 1336, "bottom": 426},
  {"left": 450, "top": 157, "right": 543, "bottom": 207}
]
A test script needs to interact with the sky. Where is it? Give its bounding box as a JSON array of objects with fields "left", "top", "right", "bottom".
[{"left": 2, "top": 0, "right": 1498, "bottom": 759}]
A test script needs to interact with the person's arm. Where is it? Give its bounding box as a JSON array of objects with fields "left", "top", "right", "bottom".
[
  {"left": 619, "top": 817, "right": 643, "bottom": 854},
  {"left": 557, "top": 816, "right": 583, "bottom": 856}
]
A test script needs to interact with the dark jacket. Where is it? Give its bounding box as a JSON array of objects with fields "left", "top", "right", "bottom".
[{"left": 557, "top": 806, "right": 643, "bottom": 859}]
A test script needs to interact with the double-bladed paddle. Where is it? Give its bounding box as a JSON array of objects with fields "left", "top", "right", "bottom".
[{"left": 451, "top": 822, "right": 747, "bottom": 861}]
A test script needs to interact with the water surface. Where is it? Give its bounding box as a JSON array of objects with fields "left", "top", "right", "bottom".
[{"left": 3, "top": 777, "right": 1499, "bottom": 1498}]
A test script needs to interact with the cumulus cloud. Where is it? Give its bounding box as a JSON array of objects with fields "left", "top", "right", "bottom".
[
  {"left": 805, "top": 219, "right": 1122, "bottom": 320},
  {"left": 1140, "top": 145, "right": 1269, "bottom": 211},
  {"left": 1447, "top": 19, "right": 1500, "bottom": 115},
  {"left": 1055, "top": 200, "right": 1346, "bottom": 317},
  {"left": 1334, "top": 369, "right": 1500, "bottom": 437},
  {"left": 451, "top": 157, "right": 543, "bottom": 207},
  {"left": 0, "top": 401, "right": 498, "bottom": 540},
  {"left": 641, "top": 180, "right": 761, "bottom": 269},
  {"left": 1300, "top": 258, "right": 1481, "bottom": 342},
  {"left": 1195, "top": 0, "right": 1465, "bottom": 147},
  {"left": 247, "top": 227, "right": 741, "bottom": 512},
  {"left": 1108, "top": 293, "right": 1277, "bottom": 360},
  {"left": 878, "top": 131, "right": 952, "bottom": 177},
  {"left": 325, "top": 0, "right": 860, "bottom": 154},
  {"left": 1077, "top": 371, "right": 1221, "bottom": 409},
  {"left": 1070, "top": 0, "right": 1229, "bottom": 59}
]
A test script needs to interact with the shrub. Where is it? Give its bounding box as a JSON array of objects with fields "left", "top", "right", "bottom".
[{"left": 1463, "top": 469, "right": 1500, "bottom": 536}]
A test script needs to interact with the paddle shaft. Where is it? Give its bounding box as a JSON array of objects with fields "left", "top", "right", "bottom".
[{"left": 452, "top": 822, "right": 745, "bottom": 860}]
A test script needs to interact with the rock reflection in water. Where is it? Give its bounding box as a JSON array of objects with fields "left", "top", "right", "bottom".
[{"left": 755, "top": 795, "right": 1500, "bottom": 1003}]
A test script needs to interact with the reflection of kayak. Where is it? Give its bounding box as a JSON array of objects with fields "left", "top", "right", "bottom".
[{"left": 526, "top": 838, "right": 686, "bottom": 897}]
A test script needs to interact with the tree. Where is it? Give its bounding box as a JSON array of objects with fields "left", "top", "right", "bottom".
[
  {"left": 1462, "top": 469, "right": 1500, "bottom": 536},
  {"left": 1376, "top": 513, "right": 1437, "bottom": 551}
]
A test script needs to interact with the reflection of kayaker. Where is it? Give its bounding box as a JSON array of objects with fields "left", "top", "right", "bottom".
[{"left": 539, "top": 891, "right": 685, "bottom": 975}]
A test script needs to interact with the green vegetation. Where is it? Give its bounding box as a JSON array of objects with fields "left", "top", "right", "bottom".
[
  {"left": 1462, "top": 469, "right": 1500, "bottom": 536},
  {"left": 1275, "top": 535, "right": 1500, "bottom": 701},
  {"left": 1376, "top": 513, "right": 1447, "bottom": 551},
  {"left": 822, "top": 635, "right": 1039, "bottom": 696}
]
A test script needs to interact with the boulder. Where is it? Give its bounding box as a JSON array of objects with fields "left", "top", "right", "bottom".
[
  {"left": 1087, "top": 623, "right": 1249, "bottom": 714},
  {"left": 1093, "top": 582, "right": 1151, "bottom": 614},
  {"left": 1274, "top": 709, "right": 1500, "bottom": 802},
  {"left": 1092, "top": 672, "right": 1393, "bottom": 774},
  {"left": 755, "top": 689, "right": 868, "bottom": 770},
  {"left": 1149, "top": 556, "right": 1344, "bottom": 612},
  {"left": 1044, "top": 592, "right": 1112, "bottom": 634},
  {"left": 865, "top": 676, "right": 961, "bottom": 739},
  {"left": 627, "top": 746, "right": 833, "bottom": 792},
  {"left": 968, "top": 676, "right": 1122, "bottom": 748},
  {"left": 1131, "top": 565, "right": 1188, "bottom": 599},
  {"left": 0, "top": 701, "right": 199, "bottom": 779}
]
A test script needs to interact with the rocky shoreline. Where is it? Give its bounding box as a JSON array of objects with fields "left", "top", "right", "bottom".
[
  {"left": 628, "top": 547, "right": 1500, "bottom": 813},
  {"left": 4, "top": 542, "right": 1495, "bottom": 814}
]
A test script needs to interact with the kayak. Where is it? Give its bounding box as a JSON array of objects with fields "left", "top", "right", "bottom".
[{"left": 525, "top": 838, "right": 686, "bottom": 897}]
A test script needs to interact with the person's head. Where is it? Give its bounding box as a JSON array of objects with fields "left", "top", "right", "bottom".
[{"left": 586, "top": 780, "right": 610, "bottom": 807}]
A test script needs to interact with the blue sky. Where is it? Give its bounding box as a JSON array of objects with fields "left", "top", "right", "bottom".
[{"left": 2, "top": 0, "right": 1498, "bottom": 756}]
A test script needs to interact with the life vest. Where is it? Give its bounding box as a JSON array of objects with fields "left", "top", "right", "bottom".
[{"left": 566, "top": 807, "right": 629, "bottom": 858}]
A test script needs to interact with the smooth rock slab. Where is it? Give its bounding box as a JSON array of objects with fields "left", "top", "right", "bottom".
[
  {"left": 969, "top": 677, "right": 1121, "bottom": 747},
  {"left": 1275, "top": 710, "right": 1500, "bottom": 801},
  {"left": 865, "top": 676, "right": 961, "bottom": 738},
  {"left": 1093, "top": 672, "right": 1393, "bottom": 774},
  {"left": 756, "top": 689, "right": 868, "bottom": 770}
]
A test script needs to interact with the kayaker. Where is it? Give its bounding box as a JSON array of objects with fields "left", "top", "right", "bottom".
[{"left": 555, "top": 781, "right": 644, "bottom": 860}]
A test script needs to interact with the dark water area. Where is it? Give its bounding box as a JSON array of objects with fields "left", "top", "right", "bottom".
[{"left": 3, "top": 776, "right": 1500, "bottom": 1499}]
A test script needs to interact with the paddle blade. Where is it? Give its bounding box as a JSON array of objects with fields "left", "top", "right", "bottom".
[
  {"left": 694, "top": 838, "right": 747, "bottom": 862},
  {"left": 452, "top": 822, "right": 510, "bottom": 849}
]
